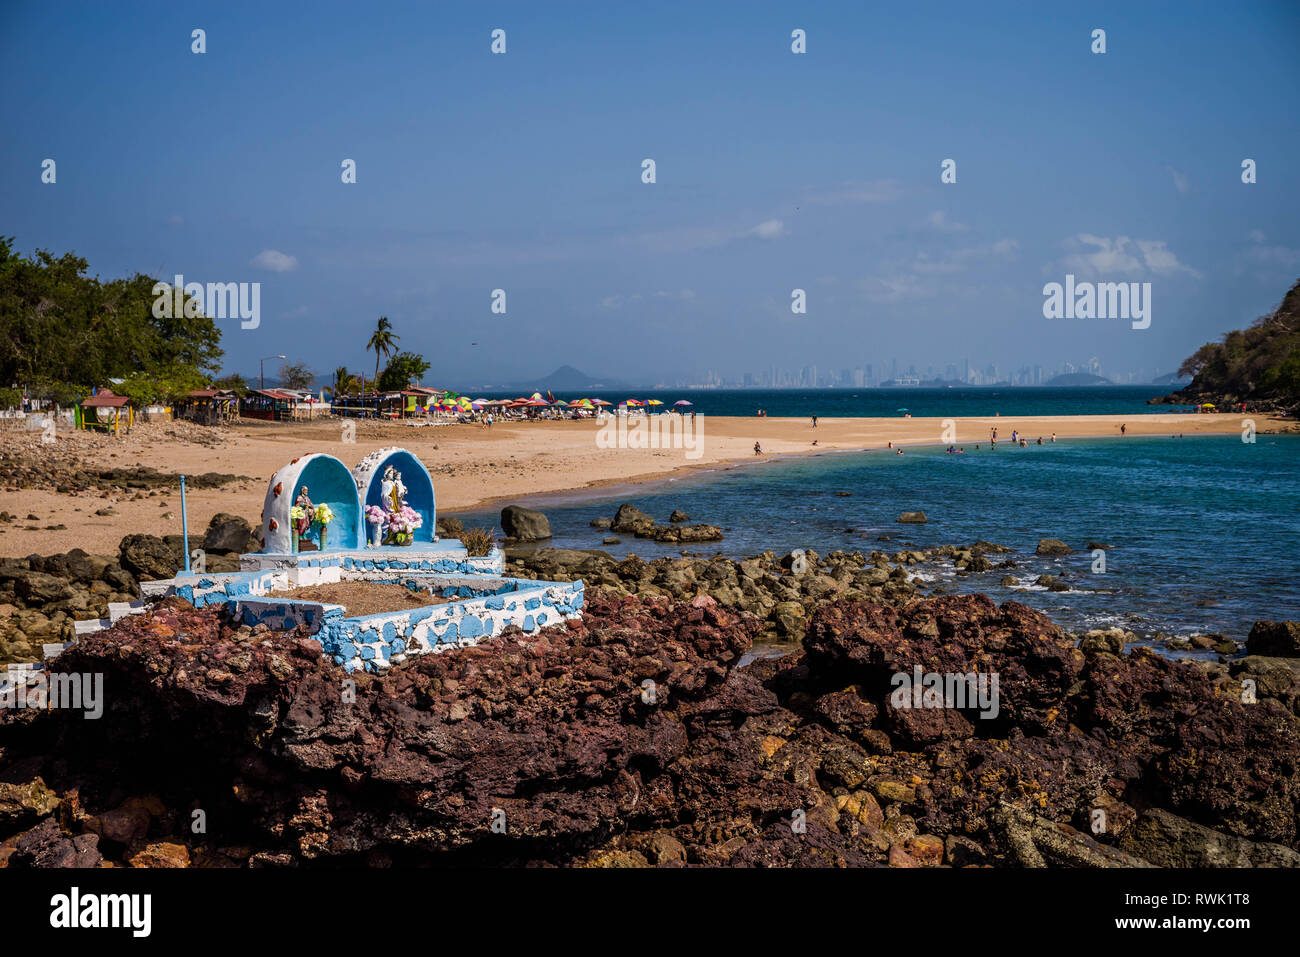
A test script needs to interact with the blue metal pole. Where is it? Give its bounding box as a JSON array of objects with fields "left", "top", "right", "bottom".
[{"left": 180, "top": 475, "right": 190, "bottom": 573}]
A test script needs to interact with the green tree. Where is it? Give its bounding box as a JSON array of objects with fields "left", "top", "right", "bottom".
[
  {"left": 278, "top": 361, "right": 315, "bottom": 391},
  {"left": 378, "top": 351, "right": 430, "bottom": 391},
  {"left": 0, "top": 236, "right": 223, "bottom": 401},
  {"left": 212, "top": 373, "right": 250, "bottom": 397},
  {"left": 366, "top": 316, "right": 399, "bottom": 385},
  {"left": 329, "top": 365, "right": 359, "bottom": 395}
]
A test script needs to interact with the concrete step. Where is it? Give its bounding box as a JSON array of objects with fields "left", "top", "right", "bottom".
[
  {"left": 43, "top": 642, "right": 71, "bottom": 660},
  {"left": 74, "top": 618, "right": 111, "bottom": 636},
  {"left": 107, "top": 601, "right": 147, "bottom": 623}
]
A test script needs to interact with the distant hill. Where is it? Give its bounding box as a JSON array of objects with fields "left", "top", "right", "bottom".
[
  {"left": 1151, "top": 371, "right": 1191, "bottom": 386},
  {"left": 1157, "top": 278, "right": 1300, "bottom": 413},
  {"left": 1044, "top": 372, "right": 1112, "bottom": 386}
]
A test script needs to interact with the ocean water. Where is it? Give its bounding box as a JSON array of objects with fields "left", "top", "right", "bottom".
[
  {"left": 542, "top": 385, "right": 1192, "bottom": 418},
  {"left": 458, "top": 434, "right": 1300, "bottom": 647}
]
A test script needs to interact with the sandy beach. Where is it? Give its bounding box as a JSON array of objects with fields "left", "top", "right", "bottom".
[{"left": 0, "top": 411, "right": 1284, "bottom": 558}]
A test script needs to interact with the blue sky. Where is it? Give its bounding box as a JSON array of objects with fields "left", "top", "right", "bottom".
[{"left": 2, "top": 1, "right": 1298, "bottom": 386}]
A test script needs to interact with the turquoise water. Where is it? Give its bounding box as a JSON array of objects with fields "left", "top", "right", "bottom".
[
  {"left": 545, "top": 385, "right": 1191, "bottom": 418},
  {"left": 461, "top": 434, "right": 1299, "bottom": 644}
]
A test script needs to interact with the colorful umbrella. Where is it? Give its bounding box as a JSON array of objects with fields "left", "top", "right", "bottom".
[
  {"left": 673, "top": 400, "right": 693, "bottom": 407},
  {"left": 646, "top": 399, "right": 663, "bottom": 406}
]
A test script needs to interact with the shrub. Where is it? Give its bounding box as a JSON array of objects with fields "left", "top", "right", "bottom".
[{"left": 457, "top": 526, "right": 496, "bottom": 557}]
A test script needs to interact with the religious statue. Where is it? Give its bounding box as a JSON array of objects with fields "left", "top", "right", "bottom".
[
  {"left": 377, "top": 465, "right": 421, "bottom": 545},
  {"left": 294, "top": 486, "right": 314, "bottom": 539},
  {"left": 380, "top": 465, "right": 407, "bottom": 513}
]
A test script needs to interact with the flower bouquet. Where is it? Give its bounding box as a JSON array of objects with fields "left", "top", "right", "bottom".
[
  {"left": 364, "top": 504, "right": 387, "bottom": 547},
  {"left": 289, "top": 505, "right": 306, "bottom": 552},
  {"left": 382, "top": 505, "right": 423, "bottom": 546},
  {"left": 314, "top": 503, "right": 336, "bottom": 549}
]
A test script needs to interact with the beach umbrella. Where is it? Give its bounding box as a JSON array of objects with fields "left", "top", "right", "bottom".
[
  {"left": 552, "top": 399, "right": 569, "bottom": 406},
  {"left": 591, "top": 399, "right": 612, "bottom": 407},
  {"left": 626, "top": 399, "right": 643, "bottom": 406},
  {"left": 673, "top": 400, "right": 693, "bottom": 407},
  {"left": 646, "top": 399, "right": 663, "bottom": 406}
]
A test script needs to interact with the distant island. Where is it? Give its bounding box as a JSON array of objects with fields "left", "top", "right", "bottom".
[{"left": 1154, "top": 278, "right": 1300, "bottom": 414}]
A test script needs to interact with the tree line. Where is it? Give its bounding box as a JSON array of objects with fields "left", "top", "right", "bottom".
[{"left": 0, "top": 239, "right": 432, "bottom": 408}]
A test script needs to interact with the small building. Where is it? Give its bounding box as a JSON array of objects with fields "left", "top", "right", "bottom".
[
  {"left": 177, "top": 389, "right": 238, "bottom": 426},
  {"left": 76, "top": 390, "right": 133, "bottom": 434}
]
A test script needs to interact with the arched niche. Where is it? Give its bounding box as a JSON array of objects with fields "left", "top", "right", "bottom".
[
  {"left": 352, "top": 447, "right": 436, "bottom": 544},
  {"left": 260, "top": 453, "right": 361, "bottom": 553}
]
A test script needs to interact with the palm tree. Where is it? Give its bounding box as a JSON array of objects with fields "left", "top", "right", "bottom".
[
  {"left": 330, "top": 366, "right": 359, "bottom": 396},
  {"left": 366, "top": 317, "right": 399, "bottom": 387}
]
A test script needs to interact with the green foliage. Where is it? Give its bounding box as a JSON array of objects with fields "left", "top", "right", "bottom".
[
  {"left": 0, "top": 236, "right": 223, "bottom": 402},
  {"left": 329, "top": 366, "right": 359, "bottom": 395},
  {"left": 1176, "top": 279, "right": 1300, "bottom": 409},
  {"left": 278, "top": 361, "right": 315, "bottom": 390},
  {"left": 367, "top": 316, "right": 399, "bottom": 383},
  {"left": 212, "top": 373, "right": 250, "bottom": 397},
  {"left": 114, "top": 364, "right": 208, "bottom": 406},
  {"left": 378, "top": 351, "right": 430, "bottom": 391},
  {"left": 0, "top": 386, "right": 22, "bottom": 409}
]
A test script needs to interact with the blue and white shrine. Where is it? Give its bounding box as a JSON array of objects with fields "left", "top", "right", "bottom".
[{"left": 135, "top": 447, "right": 584, "bottom": 672}]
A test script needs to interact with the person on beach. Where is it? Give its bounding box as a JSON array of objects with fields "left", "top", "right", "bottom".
[
  {"left": 1051, "top": 433, "right": 1056, "bottom": 443},
  {"left": 1036, "top": 436, "right": 1043, "bottom": 445},
  {"left": 1120, "top": 423, "right": 1127, "bottom": 435},
  {"left": 754, "top": 442, "right": 763, "bottom": 455},
  {"left": 1012, "top": 429, "right": 1018, "bottom": 443},
  {"left": 896, "top": 448, "right": 904, "bottom": 455},
  {"left": 887, "top": 441, "right": 893, "bottom": 449},
  {"left": 812, "top": 415, "right": 818, "bottom": 428}
]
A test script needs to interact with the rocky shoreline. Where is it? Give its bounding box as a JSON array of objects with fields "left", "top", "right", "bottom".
[
  {"left": 1, "top": 590, "right": 1297, "bottom": 868},
  {"left": 1, "top": 507, "right": 1297, "bottom": 868}
]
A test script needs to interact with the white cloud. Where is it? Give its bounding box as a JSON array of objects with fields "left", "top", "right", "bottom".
[
  {"left": 748, "top": 219, "right": 787, "bottom": 240},
  {"left": 1249, "top": 229, "right": 1267, "bottom": 244},
  {"left": 926, "top": 210, "right": 968, "bottom": 232},
  {"left": 251, "top": 249, "right": 299, "bottom": 272},
  {"left": 1165, "top": 165, "right": 1191, "bottom": 194},
  {"left": 654, "top": 289, "right": 696, "bottom": 300},
  {"left": 858, "top": 240, "right": 1018, "bottom": 301},
  {"left": 600, "top": 293, "right": 643, "bottom": 309},
  {"left": 1058, "top": 234, "right": 1200, "bottom": 279}
]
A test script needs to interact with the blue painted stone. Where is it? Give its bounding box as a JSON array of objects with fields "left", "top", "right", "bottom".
[
  {"left": 523, "top": 615, "right": 535, "bottom": 631},
  {"left": 382, "top": 621, "right": 397, "bottom": 642},
  {"left": 524, "top": 598, "right": 541, "bottom": 610},
  {"left": 360, "top": 645, "right": 376, "bottom": 660},
  {"left": 336, "top": 643, "right": 358, "bottom": 659},
  {"left": 485, "top": 596, "right": 505, "bottom": 610},
  {"left": 537, "top": 612, "right": 548, "bottom": 625},
  {"left": 392, "top": 638, "right": 407, "bottom": 654},
  {"left": 460, "top": 616, "right": 484, "bottom": 638}
]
